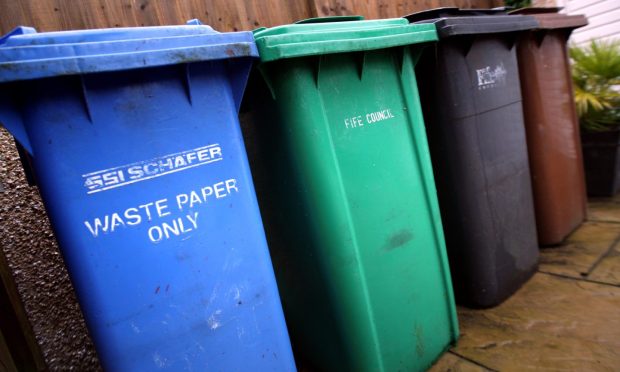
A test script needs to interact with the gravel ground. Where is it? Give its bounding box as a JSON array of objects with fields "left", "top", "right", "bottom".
[{"left": 0, "top": 128, "right": 100, "bottom": 370}]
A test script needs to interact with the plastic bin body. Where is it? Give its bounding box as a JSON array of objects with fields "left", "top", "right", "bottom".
[
  {"left": 511, "top": 8, "right": 588, "bottom": 245},
  {"left": 408, "top": 8, "right": 540, "bottom": 308},
  {"left": 0, "top": 25, "right": 295, "bottom": 371},
  {"left": 247, "top": 18, "right": 458, "bottom": 372}
]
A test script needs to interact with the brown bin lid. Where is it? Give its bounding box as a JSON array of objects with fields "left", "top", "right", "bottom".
[{"left": 509, "top": 7, "right": 587, "bottom": 30}]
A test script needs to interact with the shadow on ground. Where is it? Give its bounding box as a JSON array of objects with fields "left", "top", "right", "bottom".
[{"left": 430, "top": 194, "right": 620, "bottom": 371}]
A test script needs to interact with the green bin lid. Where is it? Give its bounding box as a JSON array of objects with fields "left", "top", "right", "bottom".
[{"left": 253, "top": 16, "right": 437, "bottom": 63}]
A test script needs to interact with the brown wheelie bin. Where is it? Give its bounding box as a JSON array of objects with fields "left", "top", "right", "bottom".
[{"left": 511, "top": 7, "right": 588, "bottom": 246}]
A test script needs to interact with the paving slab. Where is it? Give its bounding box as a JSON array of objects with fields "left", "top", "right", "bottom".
[
  {"left": 539, "top": 221, "right": 620, "bottom": 279},
  {"left": 588, "top": 240, "right": 620, "bottom": 286},
  {"left": 588, "top": 197, "right": 620, "bottom": 224},
  {"left": 453, "top": 273, "right": 620, "bottom": 371},
  {"left": 428, "top": 352, "right": 491, "bottom": 372}
]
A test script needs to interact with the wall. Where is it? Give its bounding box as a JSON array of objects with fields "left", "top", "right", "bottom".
[
  {"left": 534, "top": 0, "right": 620, "bottom": 46},
  {"left": 0, "top": 0, "right": 502, "bottom": 370},
  {"left": 0, "top": 130, "right": 100, "bottom": 370}
]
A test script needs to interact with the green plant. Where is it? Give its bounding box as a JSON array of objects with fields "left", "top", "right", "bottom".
[
  {"left": 504, "top": 0, "right": 531, "bottom": 9},
  {"left": 570, "top": 40, "right": 620, "bottom": 132}
]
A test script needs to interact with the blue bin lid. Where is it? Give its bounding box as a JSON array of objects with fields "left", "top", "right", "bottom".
[{"left": 0, "top": 20, "right": 258, "bottom": 83}]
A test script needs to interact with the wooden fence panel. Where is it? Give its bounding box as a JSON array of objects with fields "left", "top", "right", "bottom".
[
  {"left": 294, "top": 0, "right": 504, "bottom": 19},
  {"left": 0, "top": 0, "right": 504, "bottom": 34},
  {"left": 0, "top": 0, "right": 314, "bottom": 33}
]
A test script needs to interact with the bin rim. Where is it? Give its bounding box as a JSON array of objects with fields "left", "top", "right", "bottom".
[
  {"left": 509, "top": 8, "right": 588, "bottom": 30},
  {"left": 0, "top": 22, "right": 258, "bottom": 83},
  {"left": 295, "top": 15, "right": 365, "bottom": 24},
  {"left": 253, "top": 18, "right": 437, "bottom": 63},
  {"left": 404, "top": 7, "right": 512, "bottom": 22},
  {"left": 404, "top": 8, "right": 539, "bottom": 38},
  {"left": 253, "top": 18, "right": 405, "bottom": 38}
]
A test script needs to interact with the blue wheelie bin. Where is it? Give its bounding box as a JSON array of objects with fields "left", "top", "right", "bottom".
[{"left": 0, "top": 23, "right": 295, "bottom": 371}]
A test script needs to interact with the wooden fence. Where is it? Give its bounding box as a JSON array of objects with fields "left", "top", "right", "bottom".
[{"left": 0, "top": 0, "right": 503, "bottom": 34}]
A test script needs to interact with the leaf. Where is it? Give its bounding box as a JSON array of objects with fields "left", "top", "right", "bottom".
[{"left": 570, "top": 40, "right": 620, "bottom": 132}]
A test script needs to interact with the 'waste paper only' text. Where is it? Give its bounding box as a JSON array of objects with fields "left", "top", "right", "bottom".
[{"left": 81, "top": 144, "right": 238, "bottom": 243}]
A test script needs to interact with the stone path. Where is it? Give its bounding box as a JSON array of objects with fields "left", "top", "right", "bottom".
[{"left": 430, "top": 194, "right": 620, "bottom": 371}]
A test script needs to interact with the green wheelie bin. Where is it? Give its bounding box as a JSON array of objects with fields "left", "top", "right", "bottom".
[{"left": 242, "top": 16, "right": 458, "bottom": 372}]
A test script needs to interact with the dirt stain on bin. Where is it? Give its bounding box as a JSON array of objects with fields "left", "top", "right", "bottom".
[
  {"left": 384, "top": 229, "right": 413, "bottom": 251},
  {"left": 415, "top": 324, "right": 425, "bottom": 358}
]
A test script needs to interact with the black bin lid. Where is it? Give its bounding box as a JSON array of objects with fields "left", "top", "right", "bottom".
[{"left": 404, "top": 7, "right": 539, "bottom": 38}]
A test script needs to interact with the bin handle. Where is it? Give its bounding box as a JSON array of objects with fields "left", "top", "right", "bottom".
[
  {"left": 0, "top": 26, "right": 37, "bottom": 45},
  {"left": 404, "top": 7, "right": 459, "bottom": 23},
  {"left": 185, "top": 19, "right": 218, "bottom": 33},
  {"left": 404, "top": 7, "right": 510, "bottom": 23},
  {"left": 295, "top": 16, "right": 364, "bottom": 24}
]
